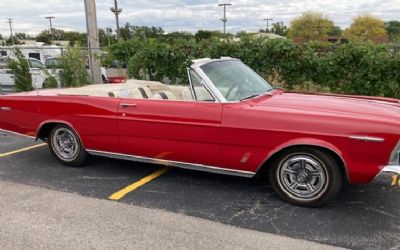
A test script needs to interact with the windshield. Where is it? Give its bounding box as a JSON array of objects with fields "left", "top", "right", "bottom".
[
  {"left": 200, "top": 60, "right": 273, "bottom": 101},
  {"left": 45, "top": 58, "right": 61, "bottom": 68}
]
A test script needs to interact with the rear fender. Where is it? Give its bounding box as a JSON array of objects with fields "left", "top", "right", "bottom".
[{"left": 36, "top": 120, "right": 85, "bottom": 148}]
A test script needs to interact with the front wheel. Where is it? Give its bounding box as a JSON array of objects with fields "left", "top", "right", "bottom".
[
  {"left": 268, "top": 147, "right": 343, "bottom": 207},
  {"left": 48, "top": 125, "right": 87, "bottom": 167}
]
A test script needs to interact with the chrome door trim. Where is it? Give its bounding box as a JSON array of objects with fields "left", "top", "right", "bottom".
[
  {"left": 87, "top": 149, "right": 255, "bottom": 178},
  {"left": 349, "top": 135, "right": 385, "bottom": 142},
  {"left": 0, "top": 106, "right": 11, "bottom": 111}
]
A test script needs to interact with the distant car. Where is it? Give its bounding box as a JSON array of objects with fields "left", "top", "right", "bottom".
[
  {"left": 0, "top": 57, "right": 399, "bottom": 207},
  {"left": 45, "top": 57, "right": 109, "bottom": 84}
]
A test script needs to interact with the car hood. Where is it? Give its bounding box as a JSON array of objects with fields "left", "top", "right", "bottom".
[{"left": 251, "top": 92, "right": 400, "bottom": 123}]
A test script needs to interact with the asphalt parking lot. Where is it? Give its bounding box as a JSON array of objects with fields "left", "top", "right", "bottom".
[{"left": 1, "top": 130, "right": 399, "bottom": 250}]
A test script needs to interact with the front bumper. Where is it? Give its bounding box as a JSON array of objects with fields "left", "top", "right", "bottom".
[
  {"left": 379, "top": 165, "right": 400, "bottom": 175},
  {"left": 372, "top": 165, "right": 400, "bottom": 183}
]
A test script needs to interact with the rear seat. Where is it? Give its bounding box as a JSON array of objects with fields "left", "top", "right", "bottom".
[
  {"left": 78, "top": 83, "right": 211, "bottom": 102},
  {"left": 132, "top": 86, "right": 152, "bottom": 99},
  {"left": 151, "top": 91, "right": 177, "bottom": 100},
  {"left": 109, "top": 86, "right": 153, "bottom": 99}
]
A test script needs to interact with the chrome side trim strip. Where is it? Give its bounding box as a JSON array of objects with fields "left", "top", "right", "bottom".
[
  {"left": 349, "top": 135, "right": 385, "bottom": 142},
  {"left": 87, "top": 149, "right": 255, "bottom": 178}
]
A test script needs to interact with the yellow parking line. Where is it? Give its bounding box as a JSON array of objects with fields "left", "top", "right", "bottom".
[
  {"left": 392, "top": 175, "right": 399, "bottom": 186},
  {"left": 0, "top": 143, "right": 47, "bottom": 158},
  {"left": 109, "top": 167, "right": 171, "bottom": 201}
]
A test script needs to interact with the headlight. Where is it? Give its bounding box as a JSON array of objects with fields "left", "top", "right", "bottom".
[{"left": 389, "top": 141, "right": 400, "bottom": 166}]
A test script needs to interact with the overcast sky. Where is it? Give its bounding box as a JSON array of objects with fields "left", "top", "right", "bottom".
[{"left": 0, "top": 0, "right": 399, "bottom": 37}]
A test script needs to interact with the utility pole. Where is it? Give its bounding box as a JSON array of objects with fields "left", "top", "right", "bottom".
[
  {"left": 110, "top": 0, "right": 122, "bottom": 40},
  {"left": 263, "top": 18, "right": 273, "bottom": 32},
  {"left": 218, "top": 3, "right": 232, "bottom": 35},
  {"left": 45, "top": 16, "right": 55, "bottom": 43},
  {"left": 6, "top": 18, "right": 14, "bottom": 45},
  {"left": 84, "top": 0, "right": 102, "bottom": 84}
]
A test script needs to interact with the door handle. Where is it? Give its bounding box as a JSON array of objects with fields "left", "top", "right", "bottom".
[{"left": 121, "top": 103, "right": 137, "bottom": 108}]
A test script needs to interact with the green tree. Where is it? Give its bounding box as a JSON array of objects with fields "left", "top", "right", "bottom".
[
  {"left": 98, "top": 28, "right": 116, "bottom": 47},
  {"left": 63, "top": 31, "right": 87, "bottom": 46},
  {"left": 328, "top": 26, "right": 343, "bottom": 36},
  {"left": 8, "top": 49, "right": 33, "bottom": 92},
  {"left": 345, "top": 15, "right": 387, "bottom": 41},
  {"left": 59, "top": 46, "right": 89, "bottom": 87},
  {"left": 164, "top": 31, "right": 194, "bottom": 42},
  {"left": 195, "top": 30, "right": 214, "bottom": 41},
  {"left": 271, "top": 22, "right": 288, "bottom": 36},
  {"left": 36, "top": 29, "right": 87, "bottom": 46},
  {"left": 119, "top": 23, "right": 133, "bottom": 40},
  {"left": 385, "top": 21, "right": 400, "bottom": 42},
  {"left": 36, "top": 30, "right": 52, "bottom": 44},
  {"left": 287, "top": 12, "right": 335, "bottom": 41},
  {"left": 15, "top": 32, "right": 32, "bottom": 40},
  {"left": 195, "top": 30, "right": 223, "bottom": 41},
  {"left": 131, "top": 25, "right": 165, "bottom": 40}
]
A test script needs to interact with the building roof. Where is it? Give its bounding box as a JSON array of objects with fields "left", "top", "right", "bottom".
[{"left": 253, "top": 33, "right": 286, "bottom": 39}]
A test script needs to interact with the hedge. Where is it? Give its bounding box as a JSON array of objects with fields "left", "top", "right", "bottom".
[{"left": 108, "top": 38, "right": 400, "bottom": 98}]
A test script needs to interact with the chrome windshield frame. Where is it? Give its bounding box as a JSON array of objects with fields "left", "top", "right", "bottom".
[
  {"left": 187, "top": 67, "right": 219, "bottom": 103},
  {"left": 190, "top": 58, "right": 243, "bottom": 103}
]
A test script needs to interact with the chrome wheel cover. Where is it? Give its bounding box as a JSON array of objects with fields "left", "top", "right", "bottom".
[
  {"left": 51, "top": 127, "right": 80, "bottom": 161},
  {"left": 277, "top": 154, "right": 328, "bottom": 201}
]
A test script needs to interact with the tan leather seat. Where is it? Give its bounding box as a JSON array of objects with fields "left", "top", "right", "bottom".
[
  {"left": 131, "top": 86, "right": 152, "bottom": 99},
  {"left": 110, "top": 86, "right": 153, "bottom": 99},
  {"left": 109, "top": 89, "right": 133, "bottom": 98},
  {"left": 181, "top": 87, "right": 194, "bottom": 100},
  {"left": 151, "top": 91, "right": 177, "bottom": 100}
]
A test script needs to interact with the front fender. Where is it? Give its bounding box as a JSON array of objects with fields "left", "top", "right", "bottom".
[{"left": 257, "top": 137, "right": 349, "bottom": 181}]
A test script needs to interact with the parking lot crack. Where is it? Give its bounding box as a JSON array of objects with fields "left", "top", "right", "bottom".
[{"left": 366, "top": 207, "right": 397, "bottom": 219}]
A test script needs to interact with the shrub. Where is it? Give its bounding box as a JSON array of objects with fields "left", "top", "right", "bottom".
[
  {"left": 43, "top": 75, "right": 58, "bottom": 88},
  {"left": 59, "top": 46, "right": 89, "bottom": 87},
  {"left": 109, "top": 38, "right": 400, "bottom": 98},
  {"left": 8, "top": 49, "right": 33, "bottom": 92}
]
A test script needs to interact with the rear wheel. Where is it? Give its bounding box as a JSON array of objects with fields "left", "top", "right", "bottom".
[
  {"left": 268, "top": 147, "right": 343, "bottom": 207},
  {"left": 48, "top": 125, "right": 87, "bottom": 167}
]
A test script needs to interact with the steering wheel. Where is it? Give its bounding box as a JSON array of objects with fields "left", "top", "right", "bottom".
[{"left": 226, "top": 82, "right": 242, "bottom": 100}]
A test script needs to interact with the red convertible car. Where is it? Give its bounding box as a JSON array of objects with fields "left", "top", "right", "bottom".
[{"left": 0, "top": 58, "right": 399, "bottom": 207}]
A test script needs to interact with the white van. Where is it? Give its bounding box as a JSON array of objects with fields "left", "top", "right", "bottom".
[
  {"left": 0, "top": 57, "right": 55, "bottom": 94},
  {"left": 0, "top": 45, "right": 62, "bottom": 64}
]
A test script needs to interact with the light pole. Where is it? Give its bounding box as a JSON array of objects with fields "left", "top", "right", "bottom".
[
  {"left": 263, "top": 18, "right": 273, "bottom": 32},
  {"left": 110, "top": 0, "right": 122, "bottom": 39},
  {"left": 6, "top": 18, "right": 14, "bottom": 45},
  {"left": 84, "top": 0, "right": 102, "bottom": 84},
  {"left": 218, "top": 3, "right": 232, "bottom": 35},
  {"left": 45, "top": 16, "right": 55, "bottom": 42}
]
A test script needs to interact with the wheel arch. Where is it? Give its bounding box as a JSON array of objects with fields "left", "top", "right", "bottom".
[
  {"left": 36, "top": 120, "right": 84, "bottom": 147},
  {"left": 256, "top": 139, "right": 349, "bottom": 183}
]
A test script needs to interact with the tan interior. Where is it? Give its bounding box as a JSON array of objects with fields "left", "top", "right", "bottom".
[{"left": 55, "top": 79, "right": 214, "bottom": 101}]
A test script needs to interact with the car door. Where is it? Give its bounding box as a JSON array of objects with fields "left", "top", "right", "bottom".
[{"left": 117, "top": 98, "right": 222, "bottom": 167}]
